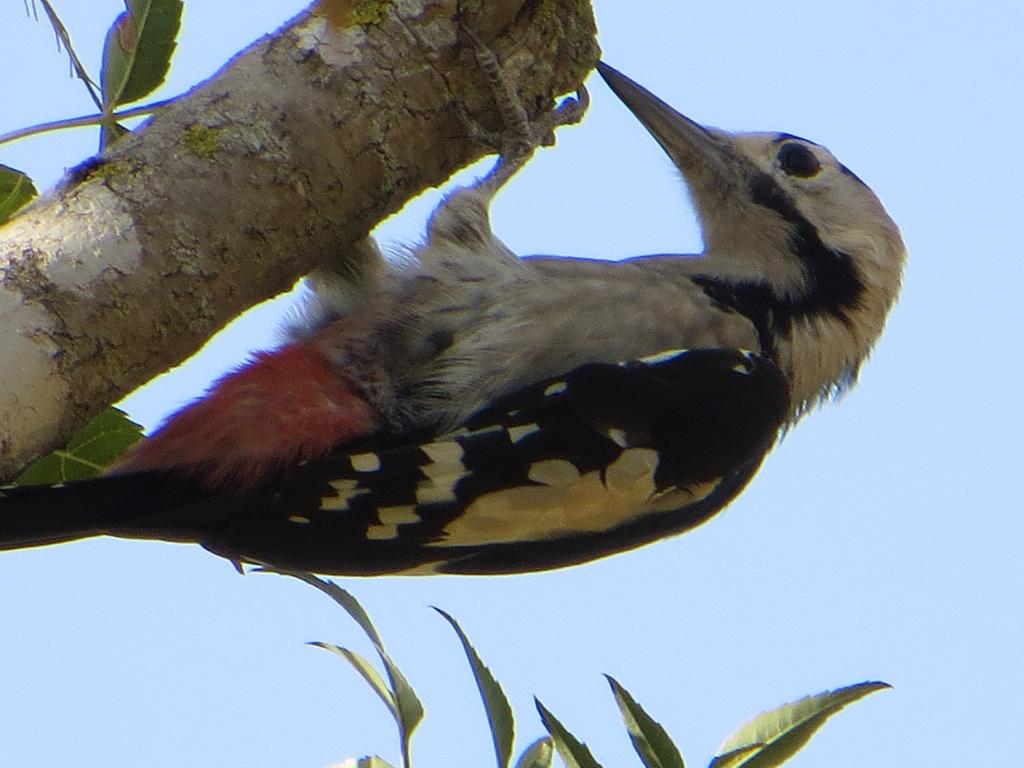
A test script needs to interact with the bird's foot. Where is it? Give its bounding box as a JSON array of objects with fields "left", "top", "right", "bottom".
[{"left": 458, "top": 26, "right": 589, "bottom": 199}]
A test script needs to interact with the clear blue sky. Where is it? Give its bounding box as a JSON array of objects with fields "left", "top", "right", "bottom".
[{"left": 1, "top": 1, "right": 1021, "bottom": 766}]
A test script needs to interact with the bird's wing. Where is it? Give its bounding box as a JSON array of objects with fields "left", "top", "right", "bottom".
[{"left": 204, "top": 348, "right": 791, "bottom": 574}]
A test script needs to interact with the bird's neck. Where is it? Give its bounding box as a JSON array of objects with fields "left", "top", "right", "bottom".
[{"left": 684, "top": 242, "right": 897, "bottom": 417}]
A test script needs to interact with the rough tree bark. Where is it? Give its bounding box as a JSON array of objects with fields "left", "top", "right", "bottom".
[{"left": 0, "top": 0, "right": 599, "bottom": 479}]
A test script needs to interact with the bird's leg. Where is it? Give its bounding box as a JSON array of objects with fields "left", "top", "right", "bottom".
[
  {"left": 428, "top": 28, "right": 589, "bottom": 244},
  {"left": 462, "top": 27, "right": 590, "bottom": 200}
]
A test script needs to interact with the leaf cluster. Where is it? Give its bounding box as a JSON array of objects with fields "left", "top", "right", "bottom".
[
  {"left": 1, "top": 0, "right": 184, "bottom": 224},
  {"left": 266, "top": 571, "right": 889, "bottom": 768}
]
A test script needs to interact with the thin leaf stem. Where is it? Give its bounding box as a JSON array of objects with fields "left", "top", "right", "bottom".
[{"left": 0, "top": 98, "right": 176, "bottom": 147}]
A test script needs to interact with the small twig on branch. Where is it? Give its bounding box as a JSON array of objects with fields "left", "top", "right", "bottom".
[{"left": 0, "top": 98, "right": 177, "bottom": 147}]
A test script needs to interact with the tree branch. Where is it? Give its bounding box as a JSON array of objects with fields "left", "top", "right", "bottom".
[{"left": 0, "top": 0, "right": 599, "bottom": 478}]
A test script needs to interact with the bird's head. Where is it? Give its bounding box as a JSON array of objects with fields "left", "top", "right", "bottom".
[{"left": 597, "top": 62, "right": 906, "bottom": 412}]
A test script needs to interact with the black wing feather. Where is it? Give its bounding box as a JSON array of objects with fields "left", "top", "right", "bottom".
[{"left": 205, "top": 349, "right": 791, "bottom": 574}]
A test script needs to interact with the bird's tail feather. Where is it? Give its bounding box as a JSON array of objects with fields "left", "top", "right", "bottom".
[{"left": 0, "top": 474, "right": 222, "bottom": 551}]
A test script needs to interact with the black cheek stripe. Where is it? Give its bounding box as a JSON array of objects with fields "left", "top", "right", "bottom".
[{"left": 693, "top": 172, "right": 867, "bottom": 346}]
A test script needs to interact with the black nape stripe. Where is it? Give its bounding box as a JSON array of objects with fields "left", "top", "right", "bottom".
[
  {"left": 693, "top": 172, "right": 866, "bottom": 353},
  {"left": 747, "top": 172, "right": 865, "bottom": 316}
]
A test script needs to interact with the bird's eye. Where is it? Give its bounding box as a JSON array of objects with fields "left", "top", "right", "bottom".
[{"left": 777, "top": 143, "right": 822, "bottom": 178}]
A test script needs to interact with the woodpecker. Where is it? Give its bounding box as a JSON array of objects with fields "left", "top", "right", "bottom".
[{"left": 0, "top": 62, "right": 905, "bottom": 575}]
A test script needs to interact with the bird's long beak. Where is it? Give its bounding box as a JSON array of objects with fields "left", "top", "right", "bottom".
[{"left": 597, "top": 62, "right": 738, "bottom": 191}]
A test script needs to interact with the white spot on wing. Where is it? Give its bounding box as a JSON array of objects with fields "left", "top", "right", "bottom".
[
  {"left": 321, "top": 478, "right": 365, "bottom": 511},
  {"left": 607, "top": 427, "right": 629, "bottom": 447},
  {"left": 417, "top": 439, "right": 466, "bottom": 503},
  {"left": 638, "top": 348, "right": 689, "bottom": 365},
  {"left": 508, "top": 423, "right": 540, "bottom": 443},
  {"left": 367, "top": 505, "right": 422, "bottom": 541},
  {"left": 420, "top": 460, "right": 463, "bottom": 481},
  {"left": 604, "top": 448, "right": 659, "bottom": 493},
  {"left": 528, "top": 459, "right": 581, "bottom": 486},
  {"left": 544, "top": 381, "right": 568, "bottom": 396},
  {"left": 366, "top": 524, "right": 396, "bottom": 540},
  {"left": 288, "top": 515, "right": 312, "bottom": 524},
  {"left": 430, "top": 450, "right": 666, "bottom": 548},
  {"left": 377, "top": 505, "right": 420, "bottom": 525},
  {"left": 420, "top": 440, "right": 464, "bottom": 464},
  {"left": 416, "top": 480, "right": 458, "bottom": 504},
  {"left": 328, "top": 478, "right": 359, "bottom": 495},
  {"left": 350, "top": 452, "right": 381, "bottom": 472},
  {"left": 467, "top": 423, "right": 505, "bottom": 437}
]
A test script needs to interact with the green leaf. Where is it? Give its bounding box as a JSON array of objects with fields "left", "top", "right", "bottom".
[
  {"left": 515, "top": 738, "right": 555, "bottom": 768},
  {"left": 266, "top": 570, "right": 424, "bottom": 768},
  {"left": 435, "top": 607, "right": 515, "bottom": 768},
  {"left": 606, "top": 676, "right": 685, "bottom": 768},
  {"left": 709, "top": 681, "right": 891, "bottom": 768},
  {"left": 311, "top": 642, "right": 398, "bottom": 720},
  {"left": 535, "top": 699, "right": 604, "bottom": 768},
  {"left": 285, "top": 569, "right": 388, "bottom": 647},
  {"left": 382, "top": 659, "right": 424, "bottom": 764},
  {"left": 101, "top": 0, "right": 183, "bottom": 109},
  {"left": 15, "top": 408, "right": 144, "bottom": 485},
  {"left": 0, "top": 164, "right": 38, "bottom": 224}
]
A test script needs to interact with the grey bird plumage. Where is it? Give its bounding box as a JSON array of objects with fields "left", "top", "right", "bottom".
[{"left": 303, "top": 63, "right": 905, "bottom": 432}]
